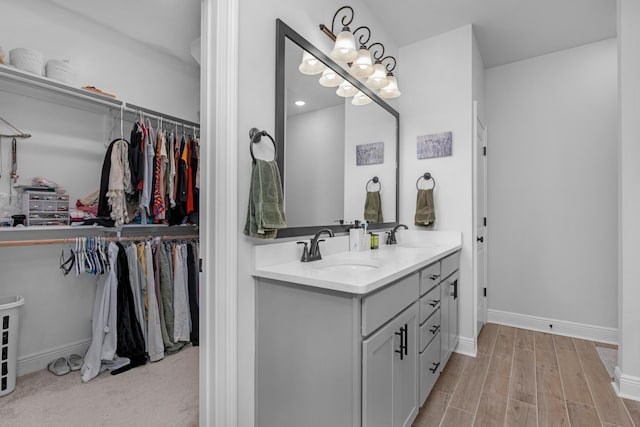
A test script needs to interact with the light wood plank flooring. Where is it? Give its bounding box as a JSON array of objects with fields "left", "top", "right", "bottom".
[{"left": 413, "top": 323, "right": 640, "bottom": 427}]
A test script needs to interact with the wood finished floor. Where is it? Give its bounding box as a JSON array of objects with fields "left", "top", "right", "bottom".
[{"left": 412, "top": 323, "right": 640, "bottom": 427}]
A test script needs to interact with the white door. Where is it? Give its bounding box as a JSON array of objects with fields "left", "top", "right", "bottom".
[{"left": 474, "top": 101, "right": 488, "bottom": 336}]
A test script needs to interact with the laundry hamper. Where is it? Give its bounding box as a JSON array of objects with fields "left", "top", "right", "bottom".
[{"left": 0, "top": 296, "right": 24, "bottom": 397}]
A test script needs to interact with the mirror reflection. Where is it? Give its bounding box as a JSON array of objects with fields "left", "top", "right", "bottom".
[{"left": 277, "top": 20, "right": 398, "bottom": 235}]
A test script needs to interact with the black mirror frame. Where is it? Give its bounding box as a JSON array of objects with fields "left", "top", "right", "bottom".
[{"left": 275, "top": 18, "right": 400, "bottom": 238}]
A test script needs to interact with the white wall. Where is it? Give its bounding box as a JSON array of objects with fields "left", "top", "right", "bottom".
[
  {"left": 236, "top": 3, "right": 398, "bottom": 425},
  {"left": 485, "top": 39, "right": 618, "bottom": 329},
  {"left": 617, "top": 0, "right": 640, "bottom": 399},
  {"left": 0, "top": 2, "right": 199, "bottom": 374},
  {"left": 343, "top": 100, "right": 397, "bottom": 223},
  {"left": 399, "top": 25, "right": 476, "bottom": 354},
  {"left": 286, "top": 105, "right": 344, "bottom": 226}
]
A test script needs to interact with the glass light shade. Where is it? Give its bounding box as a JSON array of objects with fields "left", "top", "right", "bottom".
[
  {"left": 379, "top": 75, "right": 401, "bottom": 99},
  {"left": 298, "top": 51, "right": 325, "bottom": 75},
  {"left": 330, "top": 27, "right": 358, "bottom": 63},
  {"left": 365, "top": 62, "right": 389, "bottom": 90},
  {"left": 352, "top": 91, "right": 373, "bottom": 106},
  {"left": 336, "top": 80, "right": 359, "bottom": 97},
  {"left": 318, "top": 68, "right": 344, "bottom": 87},
  {"left": 348, "top": 48, "right": 374, "bottom": 78}
]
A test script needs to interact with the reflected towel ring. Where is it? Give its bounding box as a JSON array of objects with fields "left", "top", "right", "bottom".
[
  {"left": 249, "top": 127, "right": 277, "bottom": 164},
  {"left": 416, "top": 172, "right": 436, "bottom": 190},
  {"left": 366, "top": 176, "right": 382, "bottom": 192}
]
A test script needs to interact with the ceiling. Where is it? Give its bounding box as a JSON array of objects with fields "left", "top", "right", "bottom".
[
  {"left": 45, "top": 0, "right": 616, "bottom": 70},
  {"left": 365, "top": 0, "right": 617, "bottom": 68}
]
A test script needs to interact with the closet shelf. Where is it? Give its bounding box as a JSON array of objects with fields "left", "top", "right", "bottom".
[{"left": 0, "top": 64, "right": 199, "bottom": 127}]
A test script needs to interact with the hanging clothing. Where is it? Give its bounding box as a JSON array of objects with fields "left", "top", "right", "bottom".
[
  {"left": 126, "top": 243, "right": 147, "bottom": 350},
  {"left": 187, "top": 242, "right": 199, "bottom": 346},
  {"left": 113, "top": 242, "right": 147, "bottom": 373},
  {"left": 173, "top": 243, "right": 190, "bottom": 342},
  {"left": 142, "top": 242, "right": 165, "bottom": 362},
  {"left": 81, "top": 242, "right": 120, "bottom": 383},
  {"left": 157, "top": 242, "right": 184, "bottom": 354}
]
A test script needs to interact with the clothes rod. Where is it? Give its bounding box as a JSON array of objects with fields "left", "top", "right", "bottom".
[
  {"left": 0, "top": 233, "right": 199, "bottom": 248},
  {"left": 124, "top": 103, "right": 200, "bottom": 128}
]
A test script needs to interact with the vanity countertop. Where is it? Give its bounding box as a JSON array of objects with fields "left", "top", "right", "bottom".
[{"left": 252, "top": 230, "right": 461, "bottom": 295}]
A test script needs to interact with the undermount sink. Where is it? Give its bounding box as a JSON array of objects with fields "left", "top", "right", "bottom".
[{"left": 313, "top": 259, "right": 382, "bottom": 272}]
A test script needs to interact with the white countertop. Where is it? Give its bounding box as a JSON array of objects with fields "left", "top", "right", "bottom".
[{"left": 253, "top": 230, "right": 462, "bottom": 295}]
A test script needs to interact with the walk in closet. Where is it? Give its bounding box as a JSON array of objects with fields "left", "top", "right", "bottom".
[{"left": 0, "top": 1, "right": 202, "bottom": 424}]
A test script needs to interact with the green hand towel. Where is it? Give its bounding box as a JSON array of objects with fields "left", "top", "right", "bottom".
[
  {"left": 364, "top": 191, "right": 383, "bottom": 223},
  {"left": 415, "top": 189, "right": 435, "bottom": 226},
  {"left": 244, "top": 159, "right": 287, "bottom": 239}
]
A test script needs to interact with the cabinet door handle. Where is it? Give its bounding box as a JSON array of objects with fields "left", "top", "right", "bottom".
[
  {"left": 403, "top": 324, "right": 408, "bottom": 356},
  {"left": 429, "top": 274, "right": 440, "bottom": 281},
  {"left": 451, "top": 279, "right": 458, "bottom": 299},
  {"left": 429, "top": 362, "right": 441, "bottom": 373},
  {"left": 395, "top": 327, "right": 405, "bottom": 360},
  {"left": 428, "top": 299, "right": 440, "bottom": 307},
  {"left": 430, "top": 325, "right": 440, "bottom": 334}
]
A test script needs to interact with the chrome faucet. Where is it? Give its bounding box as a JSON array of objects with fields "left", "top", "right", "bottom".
[
  {"left": 299, "top": 228, "right": 335, "bottom": 262},
  {"left": 386, "top": 224, "right": 408, "bottom": 245}
]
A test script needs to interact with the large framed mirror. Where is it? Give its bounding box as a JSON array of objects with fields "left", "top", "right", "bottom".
[{"left": 274, "top": 19, "right": 399, "bottom": 238}]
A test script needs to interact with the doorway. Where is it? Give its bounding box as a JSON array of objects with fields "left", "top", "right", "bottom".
[{"left": 474, "top": 101, "right": 488, "bottom": 337}]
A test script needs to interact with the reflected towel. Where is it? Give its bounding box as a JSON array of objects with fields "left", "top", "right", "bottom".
[
  {"left": 364, "top": 191, "right": 383, "bottom": 223},
  {"left": 415, "top": 189, "right": 435, "bottom": 226},
  {"left": 243, "top": 159, "right": 286, "bottom": 239}
]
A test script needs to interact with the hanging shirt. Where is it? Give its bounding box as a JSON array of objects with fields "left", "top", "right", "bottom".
[{"left": 167, "top": 132, "right": 176, "bottom": 208}]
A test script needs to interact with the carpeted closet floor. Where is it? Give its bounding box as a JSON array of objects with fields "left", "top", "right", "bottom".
[{"left": 0, "top": 345, "right": 199, "bottom": 427}]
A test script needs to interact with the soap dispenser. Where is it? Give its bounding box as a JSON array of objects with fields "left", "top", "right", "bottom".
[{"left": 349, "top": 220, "right": 362, "bottom": 251}]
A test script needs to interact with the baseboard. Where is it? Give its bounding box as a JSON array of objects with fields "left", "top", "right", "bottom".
[
  {"left": 17, "top": 338, "right": 92, "bottom": 376},
  {"left": 614, "top": 366, "right": 640, "bottom": 401},
  {"left": 454, "top": 336, "right": 476, "bottom": 357},
  {"left": 487, "top": 309, "right": 618, "bottom": 344}
]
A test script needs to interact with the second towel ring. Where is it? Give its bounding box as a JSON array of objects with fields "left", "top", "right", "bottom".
[
  {"left": 416, "top": 173, "right": 436, "bottom": 190},
  {"left": 249, "top": 127, "right": 277, "bottom": 164},
  {"left": 366, "top": 176, "right": 382, "bottom": 192}
]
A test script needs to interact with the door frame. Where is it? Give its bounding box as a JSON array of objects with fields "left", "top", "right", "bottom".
[{"left": 472, "top": 101, "right": 488, "bottom": 343}]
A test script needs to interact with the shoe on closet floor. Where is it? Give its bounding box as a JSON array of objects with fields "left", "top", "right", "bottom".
[
  {"left": 48, "top": 357, "right": 70, "bottom": 376},
  {"left": 68, "top": 354, "right": 83, "bottom": 371}
]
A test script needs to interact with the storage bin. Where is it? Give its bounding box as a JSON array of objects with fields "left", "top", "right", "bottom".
[{"left": 0, "top": 296, "right": 24, "bottom": 397}]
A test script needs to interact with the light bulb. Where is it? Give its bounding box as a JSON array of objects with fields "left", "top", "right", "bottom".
[
  {"left": 319, "top": 68, "right": 344, "bottom": 87},
  {"left": 379, "top": 75, "right": 401, "bottom": 99},
  {"left": 336, "top": 80, "right": 359, "bottom": 97},
  {"left": 298, "top": 50, "right": 325, "bottom": 75},
  {"left": 366, "top": 62, "right": 388, "bottom": 90},
  {"left": 348, "top": 47, "right": 374, "bottom": 78},
  {"left": 330, "top": 27, "right": 358, "bottom": 63}
]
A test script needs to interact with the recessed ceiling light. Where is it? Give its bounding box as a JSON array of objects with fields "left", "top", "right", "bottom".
[{"left": 294, "top": 100, "right": 306, "bottom": 106}]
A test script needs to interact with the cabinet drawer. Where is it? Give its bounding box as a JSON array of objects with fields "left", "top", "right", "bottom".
[
  {"left": 441, "top": 251, "right": 460, "bottom": 280},
  {"left": 362, "top": 272, "right": 419, "bottom": 337},
  {"left": 419, "top": 285, "right": 440, "bottom": 324},
  {"left": 420, "top": 262, "right": 441, "bottom": 295},
  {"left": 420, "top": 308, "right": 441, "bottom": 352},
  {"left": 419, "top": 332, "right": 441, "bottom": 407}
]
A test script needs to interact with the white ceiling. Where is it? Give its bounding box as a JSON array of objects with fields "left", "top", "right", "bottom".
[
  {"left": 45, "top": 0, "right": 616, "bottom": 70},
  {"left": 365, "top": 0, "right": 617, "bottom": 68}
]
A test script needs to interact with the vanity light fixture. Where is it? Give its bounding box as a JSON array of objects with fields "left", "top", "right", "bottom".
[
  {"left": 298, "top": 50, "right": 326, "bottom": 75},
  {"left": 320, "top": 10, "right": 401, "bottom": 100},
  {"left": 318, "top": 67, "right": 344, "bottom": 87}
]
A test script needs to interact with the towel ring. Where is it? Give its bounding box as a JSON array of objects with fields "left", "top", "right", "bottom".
[
  {"left": 366, "top": 176, "right": 382, "bottom": 192},
  {"left": 416, "top": 173, "right": 436, "bottom": 190},
  {"left": 249, "top": 127, "right": 277, "bottom": 164}
]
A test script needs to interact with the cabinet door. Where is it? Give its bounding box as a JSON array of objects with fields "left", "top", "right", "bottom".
[
  {"left": 363, "top": 303, "right": 419, "bottom": 427},
  {"left": 440, "top": 280, "right": 450, "bottom": 368}
]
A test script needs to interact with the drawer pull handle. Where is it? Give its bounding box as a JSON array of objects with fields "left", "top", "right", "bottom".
[
  {"left": 429, "top": 274, "right": 440, "bottom": 281},
  {"left": 429, "top": 362, "right": 441, "bottom": 373},
  {"left": 428, "top": 299, "right": 440, "bottom": 307},
  {"left": 430, "top": 325, "right": 440, "bottom": 334}
]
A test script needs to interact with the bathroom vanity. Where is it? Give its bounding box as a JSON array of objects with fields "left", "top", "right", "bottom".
[{"left": 253, "top": 232, "right": 461, "bottom": 427}]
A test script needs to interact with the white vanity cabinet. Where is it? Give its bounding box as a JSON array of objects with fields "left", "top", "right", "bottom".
[{"left": 255, "top": 247, "right": 461, "bottom": 427}]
